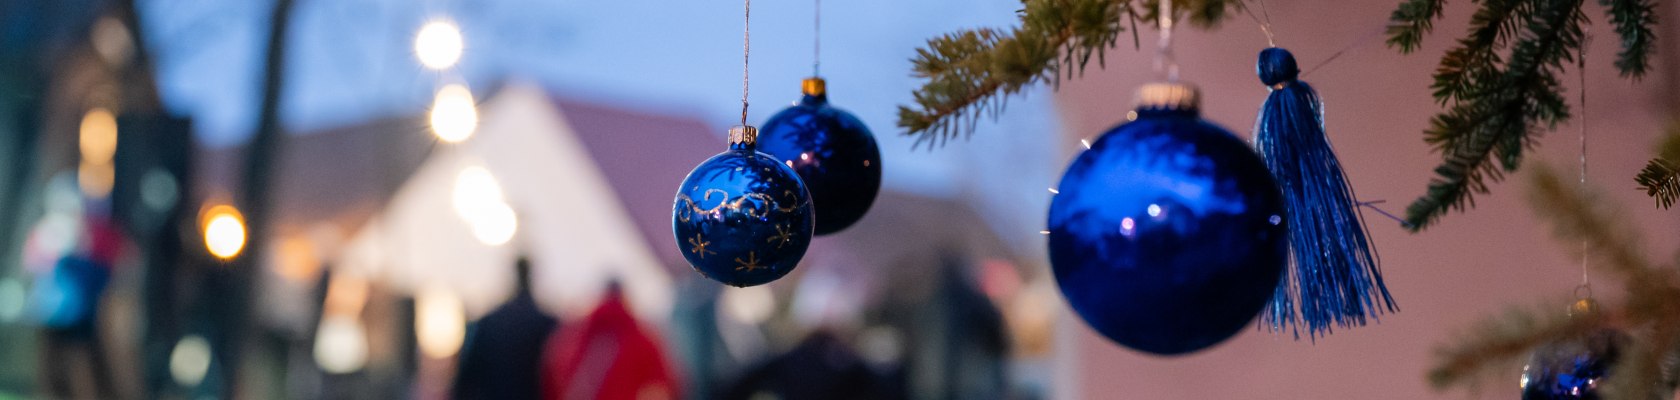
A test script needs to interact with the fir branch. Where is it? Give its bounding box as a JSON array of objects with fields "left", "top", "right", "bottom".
[
  {"left": 1432, "top": 164, "right": 1680, "bottom": 397},
  {"left": 898, "top": 0, "right": 1239, "bottom": 145},
  {"left": 1600, "top": 0, "right": 1659, "bottom": 78},
  {"left": 1395, "top": 0, "right": 1589, "bottom": 230},
  {"left": 1635, "top": 123, "right": 1680, "bottom": 209},
  {"left": 1387, "top": 0, "right": 1450, "bottom": 53},
  {"left": 1427, "top": 304, "right": 1601, "bottom": 390}
]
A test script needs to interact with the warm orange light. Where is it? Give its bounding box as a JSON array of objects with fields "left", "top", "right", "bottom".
[
  {"left": 202, "top": 205, "right": 247, "bottom": 259},
  {"left": 79, "top": 108, "right": 118, "bottom": 165}
]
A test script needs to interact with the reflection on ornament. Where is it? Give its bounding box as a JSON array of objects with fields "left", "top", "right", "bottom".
[
  {"left": 1046, "top": 83, "right": 1288, "bottom": 355},
  {"left": 758, "top": 78, "right": 881, "bottom": 235},
  {"left": 673, "top": 126, "right": 814, "bottom": 287},
  {"left": 1521, "top": 328, "right": 1627, "bottom": 399}
]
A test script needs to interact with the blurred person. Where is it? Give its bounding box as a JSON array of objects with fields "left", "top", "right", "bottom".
[
  {"left": 30, "top": 201, "right": 125, "bottom": 399},
  {"left": 719, "top": 329, "right": 907, "bottom": 400},
  {"left": 540, "top": 282, "right": 679, "bottom": 400},
  {"left": 452, "top": 257, "right": 559, "bottom": 400}
]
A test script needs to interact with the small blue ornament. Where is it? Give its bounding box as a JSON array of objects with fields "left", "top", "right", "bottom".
[
  {"left": 758, "top": 78, "right": 882, "bottom": 235},
  {"left": 674, "top": 126, "right": 815, "bottom": 287},
  {"left": 1521, "top": 327, "right": 1627, "bottom": 399},
  {"left": 1047, "top": 83, "right": 1289, "bottom": 355}
]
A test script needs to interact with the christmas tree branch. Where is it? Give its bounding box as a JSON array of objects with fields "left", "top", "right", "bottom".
[
  {"left": 1388, "top": 0, "right": 1659, "bottom": 231},
  {"left": 898, "top": 0, "right": 1239, "bottom": 146},
  {"left": 1430, "top": 164, "right": 1680, "bottom": 397},
  {"left": 1634, "top": 123, "right": 1680, "bottom": 209}
]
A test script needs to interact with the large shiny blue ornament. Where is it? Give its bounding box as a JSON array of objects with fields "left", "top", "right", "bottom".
[
  {"left": 758, "top": 78, "right": 881, "bottom": 235},
  {"left": 1047, "top": 83, "right": 1289, "bottom": 355},
  {"left": 674, "top": 126, "right": 815, "bottom": 287},
  {"left": 1521, "top": 327, "right": 1627, "bottom": 399}
]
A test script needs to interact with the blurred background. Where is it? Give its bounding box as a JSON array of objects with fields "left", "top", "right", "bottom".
[{"left": 0, "top": 0, "right": 1674, "bottom": 399}]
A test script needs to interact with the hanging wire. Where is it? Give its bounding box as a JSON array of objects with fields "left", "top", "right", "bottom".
[
  {"left": 813, "top": 0, "right": 821, "bottom": 76},
  {"left": 1155, "top": 0, "right": 1178, "bottom": 81},
  {"left": 1237, "top": 0, "right": 1275, "bottom": 47},
  {"left": 741, "top": 0, "right": 751, "bottom": 126},
  {"left": 1301, "top": 26, "right": 1386, "bottom": 77},
  {"left": 1577, "top": 33, "right": 1593, "bottom": 295}
]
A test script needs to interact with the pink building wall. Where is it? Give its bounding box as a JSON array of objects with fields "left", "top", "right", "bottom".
[{"left": 1050, "top": 1, "right": 1680, "bottom": 398}]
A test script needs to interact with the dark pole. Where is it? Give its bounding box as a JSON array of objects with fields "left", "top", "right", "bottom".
[{"left": 217, "top": 0, "right": 296, "bottom": 396}]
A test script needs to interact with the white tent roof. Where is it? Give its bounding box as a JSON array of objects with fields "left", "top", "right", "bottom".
[{"left": 338, "top": 83, "right": 676, "bottom": 321}]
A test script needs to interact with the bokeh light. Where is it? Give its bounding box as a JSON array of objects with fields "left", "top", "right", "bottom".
[
  {"left": 313, "top": 315, "right": 369, "bottom": 374},
  {"left": 468, "top": 201, "right": 518, "bottom": 246},
  {"left": 451, "top": 166, "right": 503, "bottom": 219},
  {"left": 77, "top": 161, "right": 114, "bottom": 199},
  {"left": 413, "top": 20, "right": 464, "bottom": 70},
  {"left": 415, "top": 284, "right": 466, "bottom": 359},
  {"left": 168, "top": 335, "right": 213, "bottom": 387},
  {"left": 429, "top": 84, "right": 478, "bottom": 143},
  {"left": 0, "top": 278, "right": 25, "bottom": 323},
  {"left": 79, "top": 108, "right": 118, "bottom": 165},
  {"left": 722, "top": 285, "right": 775, "bottom": 325},
  {"left": 202, "top": 205, "right": 247, "bottom": 260}
]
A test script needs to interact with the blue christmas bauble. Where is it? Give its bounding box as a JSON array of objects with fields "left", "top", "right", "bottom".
[
  {"left": 1046, "top": 83, "right": 1288, "bottom": 355},
  {"left": 674, "top": 126, "right": 815, "bottom": 287},
  {"left": 758, "top": 78, "right": 882, "bottom": 235},
  {"left": 1521, "top": 327, "right": 1627, "bottom": 399}
]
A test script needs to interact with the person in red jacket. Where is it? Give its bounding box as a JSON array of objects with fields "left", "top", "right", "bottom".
[{"left": 540, "top": 282, "right": 679, "bottom": 400}]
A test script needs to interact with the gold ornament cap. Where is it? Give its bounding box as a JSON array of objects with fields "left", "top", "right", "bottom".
[
  {"left": 1134, "top": 82, "right": 1201, "bottom": 111},
  {"left": 802, "top": 77, "right": 827, "bottom": 97},
  {"left": 728, "top": 125, "right": 758, "bottom": 146},
  {"left": 1569, "top": 297, "right": 1601, "bottom": 318}
]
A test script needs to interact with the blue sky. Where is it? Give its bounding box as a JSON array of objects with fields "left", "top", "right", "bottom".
[{"left": 138, "top": 0, "right": 1065, "bottom": 240}]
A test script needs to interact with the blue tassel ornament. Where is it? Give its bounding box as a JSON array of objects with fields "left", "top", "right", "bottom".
[{"left": 1252, "top": 48, "right": 1396, "bottom": 338}]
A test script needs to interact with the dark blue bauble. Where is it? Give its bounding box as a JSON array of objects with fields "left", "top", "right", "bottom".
[
  {"left": 674, "top": 126, "right": 815, "bottom": 287},
  {"left": 1521, "top": 328, "right": 1627, "bottom": 399},
  {"left": 1046, "top": 83, "right": 1288, "bottom": 355},
  {"left": 758, "top": 78, "right": 882, "bottom": 235}
]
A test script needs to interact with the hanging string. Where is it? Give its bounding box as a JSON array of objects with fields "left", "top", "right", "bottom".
[
  {"left": 1577, "top": 33, "right": 1593, "bottom": 295},
  {"left": 1300, "top": 26, "right": 1386, "bottom": 77},
  {"left": 1155, "top": 0, "right": 1178, "bottom": 81},
  {"left": 741, "top": 0, "right": 751, "bottom": 126},
  {"left": 813, "top": 0, "right": 821, "bottom": 76},
  {"left": 1237, "top": 0, "right": 1276, "bottom": 47}
]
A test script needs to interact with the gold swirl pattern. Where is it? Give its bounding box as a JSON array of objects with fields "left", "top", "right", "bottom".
[{"left": 675, "top": 188, "right": 808, "bottom": 223}]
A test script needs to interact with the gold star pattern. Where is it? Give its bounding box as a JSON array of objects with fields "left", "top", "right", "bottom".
[
  {"left": 766, "top": 224, "right": 794, "bottom": 248},
  {"left": 734, "top": 251, "right": 764, "bottom": 272},
  {"left": 687, "top": 234, "right": 716, "bottom": 259}
]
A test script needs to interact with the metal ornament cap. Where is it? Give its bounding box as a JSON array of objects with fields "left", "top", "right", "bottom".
[
  {"left": 1134, "top": 82, "right": 1201, "bottom": 112},
  {"left": 801, "top": 77, "right": 826, "bottom": 97},
  {"left": 728, "top": 125, "right": 758, "bottom": 147}
]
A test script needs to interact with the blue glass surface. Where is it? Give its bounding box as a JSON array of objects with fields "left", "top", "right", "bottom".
[
  {"left": 1047, "top": 107, "right": 1288, "bottom": 355},
  {"left": 673, "top": 140, "right": 815, "bottom": 287},
  {"left": 1521, "top": 329, "right": 1627, "bottom": 399},
  {"left": 759, "top": 90, "right": 882, "bottom": 235}
]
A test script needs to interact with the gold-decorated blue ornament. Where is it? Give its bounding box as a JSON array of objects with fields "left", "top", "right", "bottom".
[
  {"left": 674, "top": 125, "right": 815, "bottom": 287},
  {"left": 758, "top": 78, "right": 881, "bottom": 235},
  {"left": 1520, "top": 299, "right": 1627, "bottom": 400},
  {"left": 1047, "top": 83, "right": 1289, "bottom": 355}
]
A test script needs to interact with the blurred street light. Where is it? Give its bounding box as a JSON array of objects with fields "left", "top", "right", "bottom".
[
  {"left": 202, "top": 204, "right": 247, "bottom": 260},
  {"left": 169, "top": 335, "right": 213, "bottom": 387},
  {"left": 79, "top": 108, "right": 118, "bottom": 198},
  {"left": 415, "top": 284, "right": 466, "bottom": 359},
  {"left": 414, "top": 20, "right": 464, "bottom": 70},
  {"left": 469, "top": 201, "right": 517, "bottom": 246},
  {"left": 314, "top": 315, "right": 369, "bottom": 374},
  {"left": 430, "top": 84, "right": 478, "bottom": 143}
]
